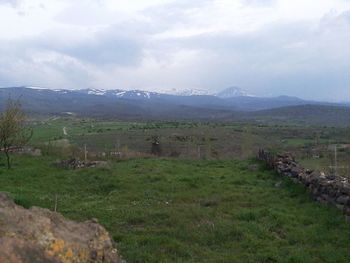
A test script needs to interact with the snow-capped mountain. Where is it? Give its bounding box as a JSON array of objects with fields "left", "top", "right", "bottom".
[
  {"left": 175, "top": 89, "right": 211, "bottom": 96},
  {"left": 25, "top": 86, "right": 217, "bottom": 98},
  {"left": 107, "top": 89, "right": 162, "bottom": 100},
  {"left": 84, "top": 88, "right": 106, "bottom": 96},
  {"left": 0, "top": 86, "right": 333, "bottom": 118},
  {"left": 78, "top": 88, "right": 163, "bottom": 100},
  {"left": 80, "top": 86, "right": 253, "bottom": 98},
  {"left": 77, "top": 88, "right": 211, "bottom": 99},
  {"left": 158, "top": 88, "right": 211, "bottom": 96},
  {"left": 215, "top": 87, "right": 252, "bottom": 98}
]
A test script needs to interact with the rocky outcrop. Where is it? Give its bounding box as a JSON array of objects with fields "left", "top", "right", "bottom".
[
  {"left": 0, "top": 193, "right": 121, "bottom": 263},
  {"left": 258, "top": 149, "right": 350, "bottom": 217},
  {"left": 53, "top": 158, "right": 110, "bottom": 170}
]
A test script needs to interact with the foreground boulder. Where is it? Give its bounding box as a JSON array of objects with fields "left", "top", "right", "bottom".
[{"left": 0, "top": 193, "right": 121, "bottom": 263}]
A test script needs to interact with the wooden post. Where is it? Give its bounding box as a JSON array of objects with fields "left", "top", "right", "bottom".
[
  {"left": 84, "top": 144, "right": 87, "bottom": 163},
  {"left": 115, "top": 138, "right": 120, "bottom": 158}
]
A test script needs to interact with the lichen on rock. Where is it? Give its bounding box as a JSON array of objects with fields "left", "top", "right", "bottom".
[{"left": 0, "top": 193, "right": 121, "bottom": 263}]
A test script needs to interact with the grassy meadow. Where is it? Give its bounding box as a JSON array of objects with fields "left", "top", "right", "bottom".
[
  {"left": 1, "top": 154, "right": 350, "bottom": 262},
  {"left": 30, "top": 118, "right": 350, "bottom": 176},
  {"left": 0, "top": 118, "right": 349, "bottom": 262}
]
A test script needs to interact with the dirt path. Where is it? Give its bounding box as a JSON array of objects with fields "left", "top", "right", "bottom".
[{"left": 63, "top": 127, "right": 68, "bottom": 136}]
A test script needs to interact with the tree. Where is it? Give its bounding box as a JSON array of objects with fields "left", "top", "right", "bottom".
[{"left": 0, "top": 99, "right": 32, "bottom": 169}]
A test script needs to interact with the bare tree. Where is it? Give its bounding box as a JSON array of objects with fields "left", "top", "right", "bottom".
[{"left": 0, "top": 99, "right": 32, "bottom": 169}]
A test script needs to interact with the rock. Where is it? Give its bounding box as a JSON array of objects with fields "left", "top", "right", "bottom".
[
  {"left": 258, "top": 149, "right": 350, "bottom": 218},
  {"left": 54, "top": 159, "right": 110, "bottom": 170},
  {"left": 0, "top": 237, "right": 58, "bottom": 263},
  {"left": 326, "top": 174, "right": 336, "bottom": 180},
  {"left": 316, "top": 196, "right": 328, "bottom": 205},
  {"left": 0, "top": 193, "right": 121, "bottom": 263},
  {"left": 32, "top": 149, "right": 43, "bottom": 157},
  {"left": 336, "top": 204, "right": 344, "bottom": 211},
  {"left": 91, "top": 218, "right": 99, "bottom": 223},
  {"left": 344, "top": 207, "right": 350, "bottom": 217},
  {"left": 336, "top": 195, "right": 350, "bottom": 205},
  {"left": 53, "top": 158, "right": 85, "bottom": 170},
  {"left": 305, "top": 169, "right": 313, "bottom": 175},
  {"left": 290, "top": 167, "right": 302, "bottom": 178},
  {"left": 341, "top": 186, "right": 350, "bottom": 196}
]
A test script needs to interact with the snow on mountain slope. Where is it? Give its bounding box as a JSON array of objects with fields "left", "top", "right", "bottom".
[
  {"left": 78, "top": 88, "right": 162, "bottom": 100},
  {"left": 0, "top": 86, "right": 340, "bottom": 115},
  {"left": 158, "top": 88, "right": 211, "bottom": 96},
  {"left": 215, "top": 87, "right": 253, "bottom": 98},
  {"left": 19, "top": 86, "right": 214, "bottom": 98},
  {"left": 85, "top": 88, "right": 106, "bottom": 96}
]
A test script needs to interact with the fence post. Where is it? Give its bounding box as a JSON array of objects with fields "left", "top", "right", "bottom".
[{"left": 84, "top": 144, "right": 87, "bottom": 163}]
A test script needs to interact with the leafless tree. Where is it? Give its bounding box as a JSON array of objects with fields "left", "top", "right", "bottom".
[{"left": 0, "top": 99, "right": 32, "bottom": 169}]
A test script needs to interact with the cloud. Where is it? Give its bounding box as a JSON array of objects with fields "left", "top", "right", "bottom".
[
  {"left": 0, "top": 39, "right": 92, "bottom": 88},
  {"left": 1, "top": 0, "right": 350, "bottom": 100},
  {"left": 133, "top": 8, "right": 350, "bottom": 99},
  {"left": 57, "top": 27, "right": 144, "bottom": 66},
  {"left": 241, "top": 0, "right": 276, "bottom": 7},
  {"left": 0, "top": 0, "right": 18, "bottom": 5}
]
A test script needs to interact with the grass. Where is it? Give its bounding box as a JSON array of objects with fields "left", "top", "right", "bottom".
[
  {"left": 1, "top": 155, "right": 350, "bottom": 262},
  {"left": 29, "top": 118, "right": 350, "bottom": 160}
]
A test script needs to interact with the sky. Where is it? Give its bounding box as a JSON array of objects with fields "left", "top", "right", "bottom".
[{"left": 0, "top": 0, "right": 350, "bottom": 101}]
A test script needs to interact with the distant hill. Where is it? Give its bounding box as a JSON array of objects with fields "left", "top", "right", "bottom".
[
  {"left": 248, "top": 105, "right": 350, "bottom": 126},
  {"left": 0, "top": 87, "right": 235, "bottom": 120},
  {"left": 0, "top": 86, "right": 349, "bottom": 125},
  {"left": 223, "top": 95, "right": 306, "bottom": 111}
]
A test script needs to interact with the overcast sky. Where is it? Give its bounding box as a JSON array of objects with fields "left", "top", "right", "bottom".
[{"left": 1, "top": 0, "right": 350, "bottom": 100}]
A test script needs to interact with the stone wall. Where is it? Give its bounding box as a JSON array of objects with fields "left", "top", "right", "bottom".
[{"left": 258, "top": 149, "right": 350, "bottom": 218}]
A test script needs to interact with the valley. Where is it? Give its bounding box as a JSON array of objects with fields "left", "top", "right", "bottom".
[
  {"left": 0, "top": 86, "right": 350, "bottom": 262},
  {"left": 1, "top": 1, "right": 350, "bottom": 261}
]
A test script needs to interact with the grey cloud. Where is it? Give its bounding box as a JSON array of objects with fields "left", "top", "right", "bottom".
[
  {"left": 30, "top": 23, "right": 146, "bottom": 67},
  {"left": 1, "top": 1, "right": 350, "bottom": 100},
  {"left": 319, "top": 10, "right": 350, "bottom": 31},
  {"left": 0, "top": 38, "right": 93, "bottom": 89},
  {"left": 0, "top": 0, "right": 19, "bottom": 6},
  {"left": 62, "top": 34, "right": 143, "bottom": 66},
  {"left": 51, "top": 0, "right": 211, "bottom": 67},
  {"left": 0, "top": 16, "right": 147, "bottom": 88},
  {"left": 141, "top": 0, "right": 214, "bottom": 31},
  {"left": 143, "top": 10, "right": 350, "bottom": 100}
]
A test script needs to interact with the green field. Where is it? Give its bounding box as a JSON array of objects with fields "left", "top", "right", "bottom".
[
  {"left": 29, "top": 118, "right": 350, "bottom": 176},
  {"left": 1, "top": 118, "right": 350, "bottom": 262},
  {"left": 1, "top": 155, "right": 350, "bottom": 262}
]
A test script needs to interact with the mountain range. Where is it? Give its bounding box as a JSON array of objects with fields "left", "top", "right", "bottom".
[{"left": 0, "top": 86, "right": 349, "bottom": 126}]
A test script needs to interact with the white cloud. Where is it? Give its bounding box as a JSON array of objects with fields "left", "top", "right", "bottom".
[
  {"left": 0, "top": 0, "right": 19, "bottom": 6},
  {"left": 0, "top": 0, "right": 350, "bottom": 100}
]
